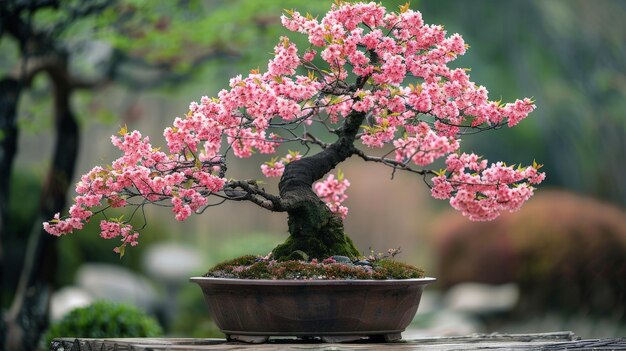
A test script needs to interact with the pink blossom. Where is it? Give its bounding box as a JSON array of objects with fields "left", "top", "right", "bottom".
[
  {"left": 393, "top": 124, "right": 460, "bottom": 167},
  {"left": 268, "top": 37, "right": 300, "bottom": 76},
  {"left": 303, "top": 50, "right": 316, "bottom": 62},
  {"left": 503, "top": 98, "right": 536, "bottom": 127},
  {"left": 314, "top": 173, "right": 350, "bottom": 219},
  {"left": 172, "top": 196, "right": 192, "bottom": 221},
  {"left": 431, "top": 176, "right": 453, "bottom": 200},
  {"left": 376, "top": 55, "right": 406, "bottom": 85},
  {"left": 193, "top": 172, "right": 226, "bottom": 192},
  {"left": 434, "top": 155, "right": 545, "bottom": 221},
  {"left": 361, "top": 127, "right": 396, "bottom": 148},
  {"left": 261, "top": 152, "right": 302, "bottom": 178},
  {"left": 261, "top": 162, "right": 285, "bottom": 177}
]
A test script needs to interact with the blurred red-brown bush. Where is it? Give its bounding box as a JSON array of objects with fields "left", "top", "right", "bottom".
[{"left": 433, "top": 190, "right": 626, "bottom": 318}]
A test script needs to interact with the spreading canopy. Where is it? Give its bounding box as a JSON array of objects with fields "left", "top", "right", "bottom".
[{"left": 44, "top": 2, "right": 544, "bottom": 255}]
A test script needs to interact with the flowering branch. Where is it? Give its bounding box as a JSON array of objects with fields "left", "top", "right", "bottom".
[{"left": 43, "top": 2, "right": 544, "bottom": 255}]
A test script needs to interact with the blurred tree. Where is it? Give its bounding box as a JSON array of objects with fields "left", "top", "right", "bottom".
[{"left": 1, "top": 1, "right": 91, "bottom": 349}]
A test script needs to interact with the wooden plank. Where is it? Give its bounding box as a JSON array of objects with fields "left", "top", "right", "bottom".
[{"left": 50, "top": 332, "right": 626, "bottom": 351}]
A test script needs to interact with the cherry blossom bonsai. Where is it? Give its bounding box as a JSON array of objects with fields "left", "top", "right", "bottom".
[{"left": 44, "top": 2, "right": 544, "bottom": 265}]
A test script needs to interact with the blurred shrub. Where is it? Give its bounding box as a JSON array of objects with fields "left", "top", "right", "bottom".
[
  {"left": 170, "top": 284, "right": 223, "bottom": 338},
  {"left": 433, "top": 190, "right": 626, "bottom": 319},
  {"left": 43, "top": 301, "right": 162, "bottom": 347}
]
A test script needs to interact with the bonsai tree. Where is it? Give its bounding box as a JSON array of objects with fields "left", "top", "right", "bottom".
[{"left": 44, "top": 2, "right": 544, "bottom": 261}]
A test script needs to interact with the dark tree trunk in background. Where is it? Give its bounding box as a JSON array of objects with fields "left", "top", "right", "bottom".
[
  {"left": 3, "top": 56, "right": 80, "bottom": 351},
  {"left": 273, "top": 111, "right": 366, "bottom": 260},
  {"left": 0, "top": 78, "right": 21, "bottom": 284}
]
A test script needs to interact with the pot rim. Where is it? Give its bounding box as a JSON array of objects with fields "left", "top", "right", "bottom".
[{"left": 190, "top": 276, "right": 436, "bottom": 286}]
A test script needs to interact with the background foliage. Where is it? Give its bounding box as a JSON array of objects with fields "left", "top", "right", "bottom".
[{"left": 43, "top": 301, "right": 162, "bottom": 348}]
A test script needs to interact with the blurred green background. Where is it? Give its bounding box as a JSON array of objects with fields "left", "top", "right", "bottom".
[{"left": 1, "top": 0, "right": 625, "bottom": 348}]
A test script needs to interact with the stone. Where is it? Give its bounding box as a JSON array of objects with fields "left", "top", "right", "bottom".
[
  {"left": 444, "top": 283, "right": 519, "bottom": 315},
  {"left": 331, "top": 255, "right": 351, "bottom": 263},
  {"left": 49, "top": 286, "right": 93, "bottom": 321},
  {"left": 75, "top": 263, "right": 157, "bottom": 312},
  {"left": 142, "top": 243, "right": 204, "bottom": 282}
]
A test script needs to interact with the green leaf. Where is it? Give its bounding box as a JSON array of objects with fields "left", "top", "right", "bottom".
[
  {"left": 264, "top": 157, "right": 278, "bottom": 166},
  {"left": 118, "top": 244, "right": 126, "bottom": 258},
  {"left": 337, "top": 168, "right": 344, "bottom": 181}
]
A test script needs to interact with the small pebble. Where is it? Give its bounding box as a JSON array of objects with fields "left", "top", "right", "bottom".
[{"left": 331, "top": 255, "right": 352, "bottom": 263}]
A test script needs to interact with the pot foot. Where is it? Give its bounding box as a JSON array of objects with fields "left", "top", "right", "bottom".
[
  {"left": 226, "top": 334, "right": 269, "bottom": 343},
  {"left": 321, "top": 335, "right": 363, "bottom": 343},
  {"left": 369, "top": 333, "right": 403, "bottom": 342},
  {"left": 384, "top": 333, "right": 402, "bottom": 342}
]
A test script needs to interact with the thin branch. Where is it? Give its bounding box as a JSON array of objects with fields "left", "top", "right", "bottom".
[
  {"left": 304, "top": 132, "right": 329, "bottom": 149},
  {"left": 223, "top": 179, "right": 284, "bottom": 212},
  {"left": 352, "top": 146, "right": 433, "bottom": 177}
]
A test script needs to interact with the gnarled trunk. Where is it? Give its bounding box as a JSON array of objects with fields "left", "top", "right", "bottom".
[
  {"left": 272, "top": 111, "right": 366, "bottom": 260},
  {"left": 272, "top": 184, "right": 359, "bottom": 261}
]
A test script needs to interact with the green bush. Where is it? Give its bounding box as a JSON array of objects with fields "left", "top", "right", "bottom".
[{"left": 44, "top": 301, "right": 163, "bottom": 347}]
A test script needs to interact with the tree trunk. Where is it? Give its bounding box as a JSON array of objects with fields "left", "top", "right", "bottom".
[
  {"left": 272, "top": 111, "right": 366, "bottom": 261},
  {"left": 0, "top": 78, "right": 21, "bottom": 287},
  {"left": 3, "top": 57, "right": 79, "bottom": 351}
]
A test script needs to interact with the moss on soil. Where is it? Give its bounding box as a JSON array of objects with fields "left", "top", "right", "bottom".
[
  {"left": 205, "top": 255, "right": 425, "bottom": 280},
  {"left": 271, "top": 233, "right": 360, "bottom": 261}
]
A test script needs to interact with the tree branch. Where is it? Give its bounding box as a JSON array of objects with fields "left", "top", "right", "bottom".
[
  {"left": 223, "top": 179, "right": 284, "bottom": 212},
  {"left": 352, "top": 147, "right": 433, "bottom": 176}
]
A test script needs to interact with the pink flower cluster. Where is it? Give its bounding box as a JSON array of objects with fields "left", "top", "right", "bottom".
[
  {"left": 282, "top": 2, "right": 536, "bottom": 143},
  {"left": 431, "top": 153, "right": 546, "bottom": 221},
  {"left": 261, "top": 151, "right": 302, "bottom": 178},
  {"left": 393, "top": 122, "right": 460, "bottom": 167},
  {"left": 314, "top": 173, "right": 350, "bottom": 219},
  {"left": 100, "top": 220, "right": 139, "bottom": 254},
  {"left": 43, "top": 128, "right": 227, "bottom": 254}
]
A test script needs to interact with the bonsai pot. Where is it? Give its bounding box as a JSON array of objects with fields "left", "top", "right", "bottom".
[{"left": 190, "top": 276, "right": 436, "bottom": 343}]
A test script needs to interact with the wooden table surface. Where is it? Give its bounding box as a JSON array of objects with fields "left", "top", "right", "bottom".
[{"left": 51, "top": 332, "right": 626, "bottom": 350}]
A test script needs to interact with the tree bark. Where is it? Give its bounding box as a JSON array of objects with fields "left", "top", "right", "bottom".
[
  {"left": 273, "top": 111, "right": 365, "bottom": 260},
  {"left": 0, "top": 78, "right": 21, "bottom": 287}
]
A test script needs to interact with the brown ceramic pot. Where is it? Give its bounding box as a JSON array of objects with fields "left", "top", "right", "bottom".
[{"left": 190, "top": 277, "right": 436, "bottom": 343}]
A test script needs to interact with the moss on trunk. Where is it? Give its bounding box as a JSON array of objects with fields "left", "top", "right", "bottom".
[{"left": 272, "top": 186, "right": 359, "bottom": 261}]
